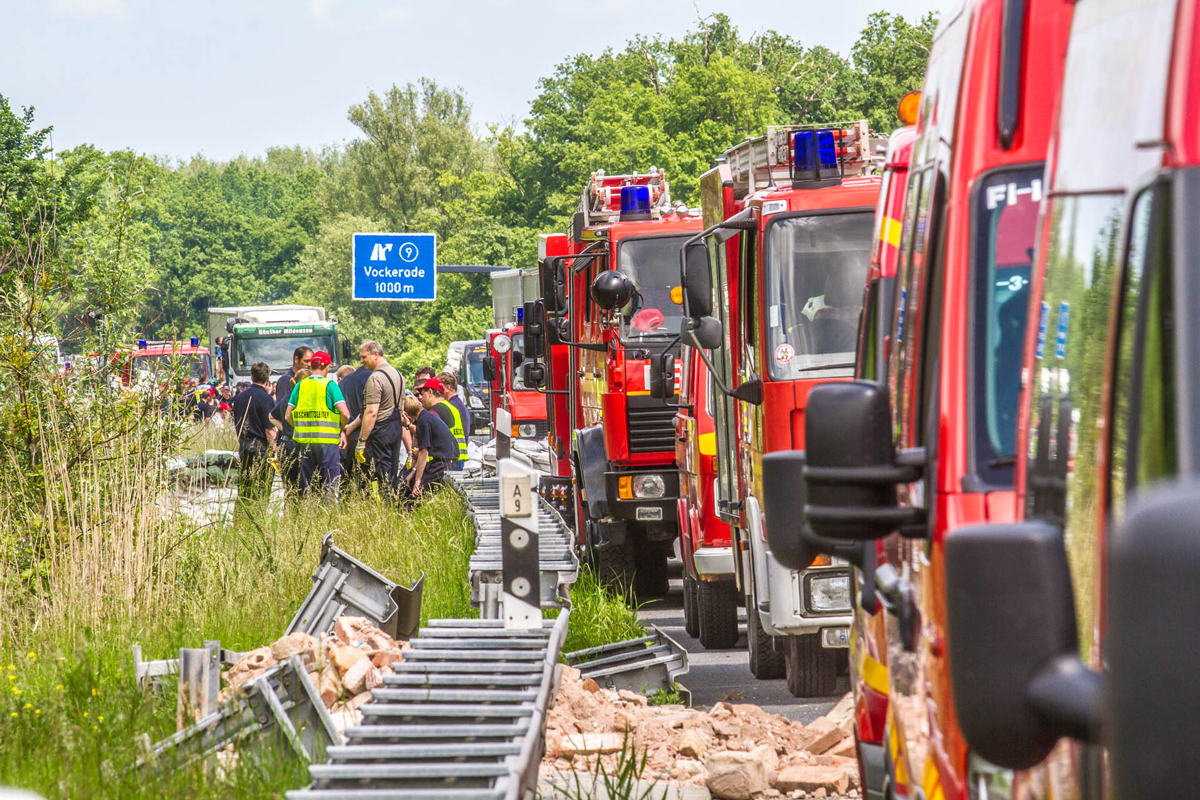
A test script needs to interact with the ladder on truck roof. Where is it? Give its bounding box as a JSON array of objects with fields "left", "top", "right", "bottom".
[
  {"left": 721, "top": 120, "right": 887, "bottom": 195},
  {"left": 578, "top": 168, "right": 674, "bottom": 227}
]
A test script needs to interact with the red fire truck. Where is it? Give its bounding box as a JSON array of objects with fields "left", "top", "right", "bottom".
[
  {"left": 677, "top": 349, "right": 739, "bottom": 649},
  {"left": 484, "top": 325, "right": 548, "bottom": 441},
  {"left": 524, "top": 170, "right": 702, "bottom": 595},
  {"left": 939, "top": 1, "right": 1200, "bottom": 798},
  {"left": 765, "top": 0, "right": 1073, "bottom": 797},
  {"left": 680, "top": 122, "right": 884, "bottom": 694},
  {"left": 129, "top": 338, "right": 214, "bottom": 386}
]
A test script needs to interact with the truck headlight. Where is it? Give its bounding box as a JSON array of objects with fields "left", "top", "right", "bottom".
[
  {"left": 517, "top": 423, "right": 537, "bottom": 438},
  {"left": 808, "top": 574, "right": 851, "bottom": 613},
  {"left": 469, "top": 396, "right": 484, "bottom": 409},
  {"left": 632, "top": 474, "right": 666, "bottom": 499}
]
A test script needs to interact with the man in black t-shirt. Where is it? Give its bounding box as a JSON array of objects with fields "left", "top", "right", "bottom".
[
  {"left": 398, "top": 395, "right": 456, "bottom": 507},
  {"left": 232, "top": 362, "right": 277, "bottom": 506}
]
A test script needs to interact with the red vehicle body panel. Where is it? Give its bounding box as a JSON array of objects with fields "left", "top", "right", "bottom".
[
  {"left": 879, "top": 1, "right": 1073, "bottom": 797},
  {"left": 486, "top": 326, "right": 547, "bottom": 437},
  {"left": 676, "top": 349, "right": 732, "bottom": 578},
  {"left": 849, "top": 126, "right": 915, "bottom": 755}
]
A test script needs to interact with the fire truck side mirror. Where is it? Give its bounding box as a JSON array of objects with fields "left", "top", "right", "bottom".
[
  {"left": 523, "top": 301, "right": 545, "bottom": 359},
  {"left": 683, "top": 316, "right": 722, "bottom": 351},
  {"left": 803, "top": 381, "right": 924, "bottom": 541},
  {"left": 482, "top": 356, "right": 497, "bottom": 384},
  {"left": 591, "top": 270, "right": 634, "bottom": 311},
  {"left": 521, "top": 361, "right": 545, "bottom": 389},
  {"left": 341, "top": 339, "right": 353, "bottom": 362},
  {"left": 649, "top": 353, "right": 675, "bottom": 399},
  {"left": 683, "top": 243, "right": 712, "bottom": 318},
  {"left": 945, "top": 520, "right": 1100, "bottom": 770},
  {"left": 1107, "top": 483, "right": 1200, "bottom": 798},
  {"left": 540, "top": 259, "right": 568, "bottom": 315},
  {"left": 762, "top": 450, "right": 866, "bottom": 570}
]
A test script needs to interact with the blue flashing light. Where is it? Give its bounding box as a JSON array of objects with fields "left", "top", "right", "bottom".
[
  {"left": 516, "top": 306, "right": 524, "bottom": 323},
  {"left": 137, "top": 339, "right": 147, "bottom": 348},
  {"left": 620, "top": 185, "right": 652, "bottom": 220},
  {"left": 190, "top": 337, "right": 200, "bottom": 347},
  {"left": 793, "top": 130, "right": 840, "bottom": 182}
]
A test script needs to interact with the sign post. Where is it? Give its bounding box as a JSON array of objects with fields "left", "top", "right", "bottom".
[
  {"left": 352, "top": 233, "right": 437, "bottom": 301},
  {"left": 499, "top": 456, "right": 540, "bottom": 631}
]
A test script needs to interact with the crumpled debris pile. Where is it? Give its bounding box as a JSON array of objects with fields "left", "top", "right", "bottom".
[
  {"left": 220, "top": 615, "right": 410, "bottom": 733},
  {"left": 166, "top": 450, "right": 240, "bottom": 487},
  {"left": 471, "top": 436, "right": 552, "bottom": 475},
  {"left": 542, "top": 666, "right": 862, "bottom": 799}
]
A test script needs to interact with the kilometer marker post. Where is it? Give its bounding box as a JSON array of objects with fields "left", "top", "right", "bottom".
[{"left": 499, "top": 455, "right": 540, "bottom": 631}]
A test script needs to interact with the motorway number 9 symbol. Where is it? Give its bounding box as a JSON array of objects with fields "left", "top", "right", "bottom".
[{"left": 399, "top": 242, "right": 420, "bottom": 263}]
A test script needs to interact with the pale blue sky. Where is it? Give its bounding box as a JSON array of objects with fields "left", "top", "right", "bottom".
[{"left": 4, "top": 0, "right": 940, "bottom": 162}]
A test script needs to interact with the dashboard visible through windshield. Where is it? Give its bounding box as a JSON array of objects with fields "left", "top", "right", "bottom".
[
  {"left": 764, "top": 211, "right": 873, "bottom": 380},
  {"left": 237, "top": 336, "right": 335, "bottom": 372},
  {"left": 615, "top": 235, "right": 689, "bottom": 340}
]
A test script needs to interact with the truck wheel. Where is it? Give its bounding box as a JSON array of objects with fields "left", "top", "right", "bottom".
[
  {"left": 682, "top": 575, "right": 700, "bottom": 638},
  {"left": 634, "top": 548, "right": 669, "bottom": 599},
  {"left": 785, "top": 633, "right": 839, "bottom": 698},
  {"left": 747, "top": 601, "right": 786, "bottom": 679},
  {"left": 595, "top": 543, "right": 636, "bottom": 596},
  {"left": 697, "top": 580, "right": 739, "bottom": 649}
]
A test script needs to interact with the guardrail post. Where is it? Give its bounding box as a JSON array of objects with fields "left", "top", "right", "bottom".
[
  {"left": 176, "top": 643, "right": 219, "bottom": 730},
  {"left": 495, "top": 407, "right": 511, "bottom": 461},
  {"left": 499, "top": 456, "right": 540, "bottom": 630}
]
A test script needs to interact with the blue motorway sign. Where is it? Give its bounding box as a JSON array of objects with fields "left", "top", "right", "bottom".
[{"left": 352, "top": 232, "right": 437, "bottom": 301}]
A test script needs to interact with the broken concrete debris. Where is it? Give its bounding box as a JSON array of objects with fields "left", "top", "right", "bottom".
[
  {"left": 218, "top": 615, "right": 408, "bottom": 734},
  {"left": 542, "top": 667, "right": 860, "bottom": 798}
]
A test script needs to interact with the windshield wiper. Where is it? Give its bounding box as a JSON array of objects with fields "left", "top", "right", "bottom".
[
  {"left": 988, "top": 455, "right": 1016, "bottom": 468},
  {"left": 791, "top": 362, "right": 855, "bottom": 373}
]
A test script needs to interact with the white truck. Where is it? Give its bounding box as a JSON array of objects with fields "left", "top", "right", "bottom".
[
  {"left": 206, "top": 305, "right": 351, "bottom": 384},
  {"left": 489, "top": 268, "right": 540, "bottom": 328}
]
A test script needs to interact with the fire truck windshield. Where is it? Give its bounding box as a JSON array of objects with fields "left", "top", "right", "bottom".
[
  {"left": 133, "top": 353, "right": 210, "bottom": 381},
  {"left": 465, "top": 351, "right": 487, "bottom": 387},
  {"left": 764, "top": 211, "right": 873, "bottom": 380},
  {"left": 237, "top": 336, "right": 336, "bottom": 373},
  {"left": 971, "top": 166, "right": 1041, "bottom": 484},
  {"left": 615, "top": 235, "right": 690, "bottom": 340},
  {"left": 510, "top": 333, "right": 527, "bottom": 389}
]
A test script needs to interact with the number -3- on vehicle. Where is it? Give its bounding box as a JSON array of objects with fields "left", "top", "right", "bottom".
[
  {"left": 680, "top": 122, "right": 884, "bottom": 695},
  {"left": 761, "top": 0, "right": 1073, "bottom": 797},
  {"left": 523, "top": 169, "right": 702, "bottom": 597}
]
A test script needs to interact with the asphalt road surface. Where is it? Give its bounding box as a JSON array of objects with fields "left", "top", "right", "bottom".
[{"left": 638, "top": 561, "right": 849, "bottom": 724}]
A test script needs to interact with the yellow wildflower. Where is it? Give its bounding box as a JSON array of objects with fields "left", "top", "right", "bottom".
[
  {"left": 97, "top": 715, "right": 104, "bottom": 722},
  {"left": 9, "top": 712, "right": 15, "bottom": 718},
  {"left": 23, "top": 703, "right": 31, "bottom": 709},
  {"left": 26, "top": 652, "right": 35, "bottom": 660},
  {"left": 83, "top": 711, "right": 88, "bottom": 718},
  {"left": 34, "top": 709, "right": 40, "bottom": 715}
]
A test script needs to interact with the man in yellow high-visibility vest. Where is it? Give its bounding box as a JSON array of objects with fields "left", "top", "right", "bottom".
[{"left": 285, "top": 351, "right": 350, "bottom": 496}]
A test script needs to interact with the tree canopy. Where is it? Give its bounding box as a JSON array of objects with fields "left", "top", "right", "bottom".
[{"left": 0, "top": 10, "right": 935, "bottom": 371}]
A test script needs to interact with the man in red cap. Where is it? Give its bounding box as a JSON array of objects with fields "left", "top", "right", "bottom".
[
  {"left": 285, "top": 350, "right": 351, "bottom": 496},
  {"left": 414, "top": 376, "right": 467, "bottom": 467}
]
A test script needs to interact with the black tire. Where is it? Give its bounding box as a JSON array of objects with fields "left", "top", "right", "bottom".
[
  {"left": 595, "top": 543, "right": 636, "bottom": 595},
  {"left": 746, "top": 600, "right": 786, "bottom": 679},
  {"left": 697, "top": 580, "right": 739, "bottom": 649},
  {"left": 682, "top": 575, "right": 700, "bottom": 638},
  {"left": 785, "top": 633, "right": 839, "bottom": 697},
  {"left": 633, "top": 539, "right": 670, "bottom": 599}
]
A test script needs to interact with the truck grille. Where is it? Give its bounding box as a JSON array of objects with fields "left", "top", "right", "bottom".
[{"left": 627, "top": 399, "right": 676, "bottom": 454}]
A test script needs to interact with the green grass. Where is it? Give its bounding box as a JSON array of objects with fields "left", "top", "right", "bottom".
[
  {"left": 553, "top": 567, "right": 647, "bottom": 657},
  {"left": 0, "top": 490, "right": 475, "bottom": 799}
]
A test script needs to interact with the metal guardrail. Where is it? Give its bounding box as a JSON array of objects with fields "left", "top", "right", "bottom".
[
  {"left": 450, "top": 475, "right": 579, "bottom": 618},
  {"left": 287, "top": 613, "right": 569, "bottom": 800},
  {"left": 565, "top": 625, "right": 691, "bottom": 705},
  {"left": 136, "top": 656, "right": 341, "bottom": 771},
  {"left": 288, "top": 531, "right": 425, "bottom": 641}
]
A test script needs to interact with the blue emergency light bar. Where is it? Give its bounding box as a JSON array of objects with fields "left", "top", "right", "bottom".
[
  {"left": 516, "top": 306, "right": 524, "bottom": 323},
  {"left": 620, "top": 185, "right": 652, "bottom": 221},
  {"left": 190, "top": 337, "right": 199, "bottom": 347},
  {"left": 137, "top": 339, "right": 147, "bottom": 348},
  {"left": 792, "top": 129, "right": 841, "bottom": 184}
]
